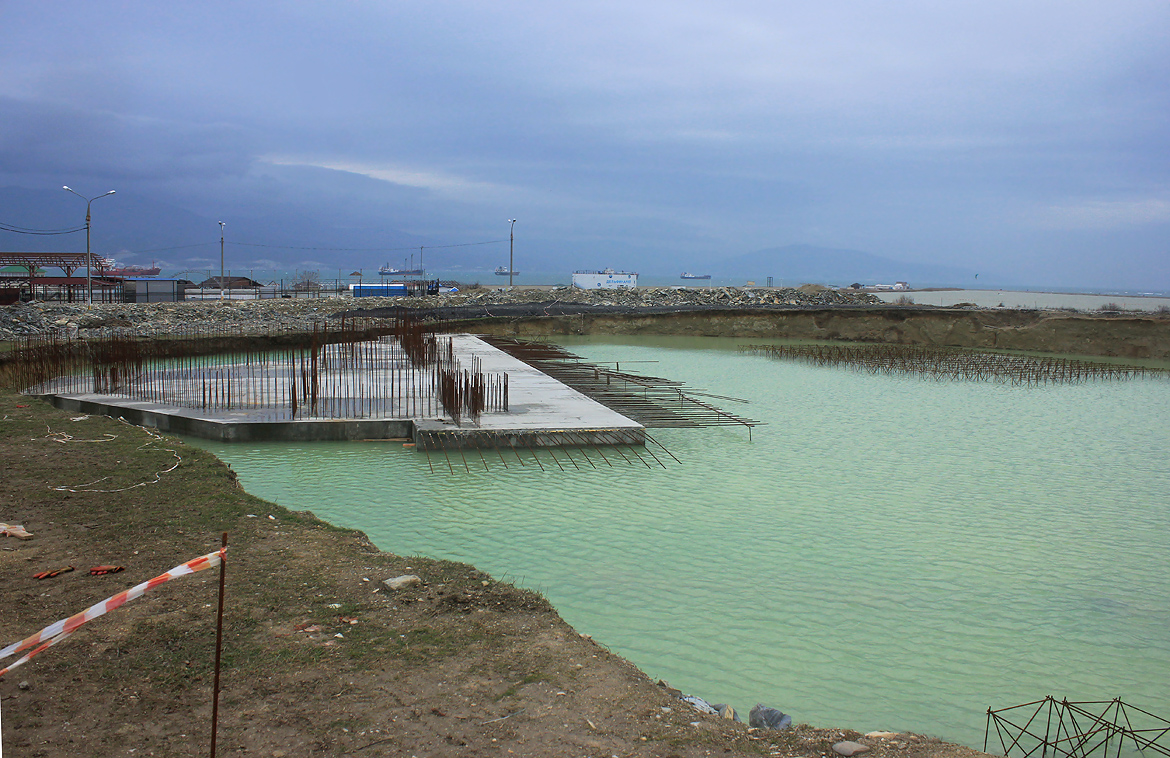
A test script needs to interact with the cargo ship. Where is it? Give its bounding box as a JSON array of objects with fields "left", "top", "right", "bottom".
[
  {"left": 495, "top": 266, "right": 519, "bottom": 276},
  {"left": 378, "top": 264, "right": 424, "bottom": 276},
  {"left": 99, "top": 260, "right": 162, "bottom": 277},
  {"left": 680, "top": 272, "right": 711, "bottom": 280}
]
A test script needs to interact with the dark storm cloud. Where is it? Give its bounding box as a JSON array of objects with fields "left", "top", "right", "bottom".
[
  {"left": 0, "top": 96, "right": 255, "bottom": 182},
  {"left": 1, "top": 0, "right": 1167, "bottom": 287}
]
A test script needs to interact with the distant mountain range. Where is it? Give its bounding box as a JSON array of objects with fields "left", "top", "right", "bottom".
[
  {"left": 2, "top": 185, "right": 982, "bottom": 286},
  {"left": 715, "top": 244, "right": 978, "bottom": 287},
  {"left": 0, "top": 186, "right": 469, "bottom": 274}
]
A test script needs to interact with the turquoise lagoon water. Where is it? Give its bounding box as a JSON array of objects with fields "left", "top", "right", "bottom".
[{"left": 190, "top": 336, "right": 1170, "bottom": 748}]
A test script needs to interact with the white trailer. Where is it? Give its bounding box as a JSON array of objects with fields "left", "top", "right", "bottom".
[{"left": 572, "top": 269, "right": 638, "bottom": 290}]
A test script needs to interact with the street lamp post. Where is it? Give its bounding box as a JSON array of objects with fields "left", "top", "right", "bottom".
[
  {"left": 508, "top": 219, "right": 517, "bottom": 288},
  {"left": 62, "top": 186, "right": 115, "bottom": 307},
  {"left": 219, "top": 221, "right": 226, "bottom": 300}
]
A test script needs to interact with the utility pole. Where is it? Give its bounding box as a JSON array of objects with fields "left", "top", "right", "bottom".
[
  {"left": 63, "top": 186, "right": 115, "bottom": 308},
  {"left": 508, "top": 219, "right": 517, "bottom": 288},
  {"left": 219, "top": 221, "right": 226, "bottom": 300}
]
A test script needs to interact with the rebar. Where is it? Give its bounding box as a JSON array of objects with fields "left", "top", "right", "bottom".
[
  {"left": 738, "top": 343, "right": 1166, "bottom": 385},
  {"left": 7, "top": 315, "right": 507, "bottom": 422},
  {"left": 480, "top": 335, "right": 761, "bottom": 432},
  {"left": 986, "top": 697, "right": 1170, "bottom": 758}
]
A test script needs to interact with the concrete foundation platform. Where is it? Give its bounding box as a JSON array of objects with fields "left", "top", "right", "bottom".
[{"left": 33, "top": 334, "right": 644, "bottom": 448}]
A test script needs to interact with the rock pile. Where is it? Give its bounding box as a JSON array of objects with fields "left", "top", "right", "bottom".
[
  {"left": 441, "top": 284, "right": 879, "bottom": 309},
  {"left": 0, "top": 285, "right": 880, "bottom": 341},
  {"left": 0, "top": 299, "right": 353, "bottom": 340}
]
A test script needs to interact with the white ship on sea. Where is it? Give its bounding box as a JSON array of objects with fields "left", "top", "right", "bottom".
[
  {"left": 378, "top": 264, "right": 424, "bottom": 276},
  {"left": 98, "top": 259, "right": 162, "bottom": 277}
]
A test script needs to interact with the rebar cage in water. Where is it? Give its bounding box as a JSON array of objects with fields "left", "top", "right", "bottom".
[
  {"left": 416, "top": 429, "right": 681, "bottom": 475},
  {"left": 479, "top": 335, "right": 762, "bottom": 434},
  {"left": 6, "top": 314, "right": 508, "bottom": 424},
  {"left": 738, "top": 343, "right": 1166, "bottom": 384},
  {"left": 985, "top": 697, "right": 1170, "bottom": 758}
]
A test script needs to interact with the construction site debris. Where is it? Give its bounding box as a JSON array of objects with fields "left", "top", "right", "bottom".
[
  {"left": 33, "top": 567, "right": 74, "bottom": 579},
  {"left": 1, "top": 522, "right": 34, "bottom": 539}
]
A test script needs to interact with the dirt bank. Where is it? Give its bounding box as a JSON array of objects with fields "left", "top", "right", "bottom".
[
  {"left": 0, "top": 392, "right": 997, "bottom": 757},
  {"left": 444, "top": 306, "right": 1170, "bottom": 360}
]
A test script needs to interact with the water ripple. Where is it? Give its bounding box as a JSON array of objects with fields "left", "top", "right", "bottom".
[{"left": 193, "top": 336, "right": 1170, "bottom": 748}]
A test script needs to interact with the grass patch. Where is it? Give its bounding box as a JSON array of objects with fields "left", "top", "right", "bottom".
[{"left": 495, "top": 669, "right": 546, "bottom": 701}]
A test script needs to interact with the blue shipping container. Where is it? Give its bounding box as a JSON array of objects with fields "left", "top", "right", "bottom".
[{"left": 352, "top": 283, "right": 410, "bottom": 297}]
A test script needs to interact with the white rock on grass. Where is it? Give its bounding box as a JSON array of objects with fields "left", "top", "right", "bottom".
[
  {"left": 383, "top": 574, "right": 422, "bottom": 590},
  {"left": 833, "top": 741, "right": 871, "bottom": 756}
]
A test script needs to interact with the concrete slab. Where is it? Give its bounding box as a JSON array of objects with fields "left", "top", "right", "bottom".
[
  {"left": 33, "top": 334, "right": 643, "bottom": 448},
  {"left": 36, "top": 394, "right": 415, "bottom": 442}
]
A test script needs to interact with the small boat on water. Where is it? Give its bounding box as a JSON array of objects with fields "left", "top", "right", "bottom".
[
  {"left": 680, "top": 272, "right": 711, "bottom": 280},
  {"left": 495, "top": 266, "right": 519, "bottom": 276}
]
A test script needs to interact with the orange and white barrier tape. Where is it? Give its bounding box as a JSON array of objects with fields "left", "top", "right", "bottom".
[{"left": 0, "top": 548, "right": 225, "bottom": 677}]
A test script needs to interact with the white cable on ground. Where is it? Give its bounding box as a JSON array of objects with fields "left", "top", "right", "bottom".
[{"left": 43, "top": 417, "right": 182, "bottom": 493}]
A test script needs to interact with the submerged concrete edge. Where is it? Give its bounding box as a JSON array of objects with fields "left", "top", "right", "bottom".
[
  {"left": 33, "top": 393, "right": 647, "bottom": 449},
  {"left": 34, "top": 393, "right": 415, "bottom": 442}
]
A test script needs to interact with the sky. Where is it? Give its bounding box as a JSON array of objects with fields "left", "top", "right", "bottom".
[{"left": 1, "top": 1, "right": 1168, "bottom": 288}]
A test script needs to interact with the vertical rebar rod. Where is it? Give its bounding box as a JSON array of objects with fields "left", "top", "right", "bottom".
[{"left": 209, "top": 532, "right": 228, "bottom": 758}]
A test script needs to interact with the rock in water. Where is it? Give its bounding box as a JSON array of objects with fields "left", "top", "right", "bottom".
[
  {"left": 748, "top": 704, "right": 792, "bottom": 730},
  {"left": 383, "top": 574, "right": 421, "bottom": 590},
  {"left": 833, "top": 741, "right": 871, "bottom": 756}
]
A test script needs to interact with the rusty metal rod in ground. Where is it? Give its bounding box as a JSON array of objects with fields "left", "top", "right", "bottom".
[{"left": 209, "top": 531, "right": 228, "bottom": 758}]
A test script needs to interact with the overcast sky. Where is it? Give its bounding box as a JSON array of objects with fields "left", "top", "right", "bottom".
[{"left": 1, "top": 1, "right": 1167, "bottom": 288}]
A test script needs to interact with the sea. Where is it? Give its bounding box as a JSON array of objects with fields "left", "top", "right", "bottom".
[{"left": 186, "top": 335, "right": 1170, "bottom": 749}]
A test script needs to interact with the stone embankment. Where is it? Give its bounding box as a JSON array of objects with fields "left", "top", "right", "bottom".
[
  {"left": 0, "top": 284, "right": 878, "bottom": 340},
  {"left": 3, "top": 286, "right": 1167, "bottom": 360},
  {"left": 467, "top": 307, "right": 1170, "bottom": 360}
]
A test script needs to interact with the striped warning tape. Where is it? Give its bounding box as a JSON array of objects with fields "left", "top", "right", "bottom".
[{"left": 0, "top": 548, "right": 225, "bottom": 677}]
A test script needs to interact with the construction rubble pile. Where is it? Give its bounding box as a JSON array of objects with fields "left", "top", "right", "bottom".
[{"left": 0, "top": 285, "right": 881, "bottom": 340}]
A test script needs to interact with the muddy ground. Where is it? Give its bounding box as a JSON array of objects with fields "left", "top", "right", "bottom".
[{"left": 0, "top": 392, "right": 997, "bottom": 758}]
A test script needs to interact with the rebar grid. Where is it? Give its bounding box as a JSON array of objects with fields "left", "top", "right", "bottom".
[
  {"left": 417, "top": 428, "right": 675, "bottom": 474},
  {"left": 986, "top": 697, "right": 1170, "bottom": 758},
  {"left": 738, "top": 343, "right": 1166, "bottom": 384},
  {"left": 7, "top": 315, "right": 507, "bottom": 423},
  {"left": 479, "top": 336, "right": 760, "bottom": 432}
]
